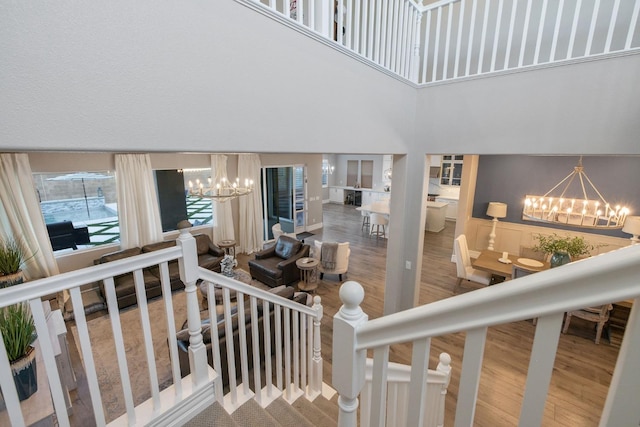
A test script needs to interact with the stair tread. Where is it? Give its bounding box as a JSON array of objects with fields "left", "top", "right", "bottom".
[
  {"left": 232, "top": 398, "right": 279, "bottom": 427},
  {"left": 266, "top": 397, "right": 315, "bottom": 426},
  {"left": 183, "top": 401, "right": 237, "bottom": 427},
  {"left": 292, "top": 396, "right": 338, "bottom": 426}
]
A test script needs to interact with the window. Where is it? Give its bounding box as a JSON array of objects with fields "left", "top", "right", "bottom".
[
  {"left": 178, "top": 169, "right": 214, "bottom": 228},
  {"left": 35, "top": 167, "right": 215, "bottom": 253},
  {"left": 322, "top": 159, "right": 330, "bottom": 187},
  {"left": 34, "top": 170, "right": 120, "bottom": 252},
  {"left": 440, "top": 155, "right": 464, "bottom": 186}
]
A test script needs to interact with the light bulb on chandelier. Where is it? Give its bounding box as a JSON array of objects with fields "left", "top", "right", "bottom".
[{"left": 187, "top": 176, "right": 254, "bottom": 202}]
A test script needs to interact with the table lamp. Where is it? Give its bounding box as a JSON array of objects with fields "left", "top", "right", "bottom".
[
  {"left": 622, "top": 216, "right": 640, "bottom": 244},
  {"left": 486, "top": 202, "right": 507, "bottom": 251}
]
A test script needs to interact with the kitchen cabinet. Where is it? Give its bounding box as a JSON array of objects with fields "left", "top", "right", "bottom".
[
  {"left": 436, "top": 197, "right": 458, "bottom": 220},
  {"left": 425, "top": 201, "right": 448, "bottom": 232},
  {"left": 329, "top": 187, "right": 345, "bottom": 204}
]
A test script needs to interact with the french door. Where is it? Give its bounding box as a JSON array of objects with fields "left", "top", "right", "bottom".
[{"left": 262, "top": 165, "right": 307, "bottom": 240}]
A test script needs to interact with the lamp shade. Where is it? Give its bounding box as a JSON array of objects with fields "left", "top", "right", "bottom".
[
  {"left": 622, "top": 216, "right": 640, "bottom": 236},
  {"left": 487, "top": 202, "right": 507, "bottom": 218}
]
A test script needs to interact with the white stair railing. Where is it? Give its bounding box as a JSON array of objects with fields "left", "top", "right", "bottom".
[
  {"left": 0, "top": 227, "right": 324, "bottom": 425},
  {"left": 238, "top": 0, "right": 640, "bottom": 85},
  {"left": 198, "top": 268, "right": 324, "bottom": 413},
  {"left": 332, "top": 243, "right": 640, "bottom": 426}
]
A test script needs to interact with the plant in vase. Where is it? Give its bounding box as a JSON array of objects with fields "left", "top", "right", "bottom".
[
  {"left": 533, "top": 233, "right": 596, "bottom": 268},
  {"left": 0, "top": 237, "right": 34, "bottom": 288},
  {"left": 0, "top": 303, "right": 38, "bottom": 400},
  {"left": 0, "top": 236, "right": 38, "bottom": 400}
]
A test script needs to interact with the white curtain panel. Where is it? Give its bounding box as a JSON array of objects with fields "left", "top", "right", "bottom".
[
  {"left": 238, "top": 154, "right": 264, "bottom": 254},
  {"left": 210, "top": 154, "right": 235, "bottom": 243},
  {"left": 115, "top": 154, "right": 163, "bottom": 248},
  {"left": 0, "top": 153, "right": 60, "bottom": 281}
]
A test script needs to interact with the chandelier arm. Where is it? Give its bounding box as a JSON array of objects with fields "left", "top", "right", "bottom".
[
  {"left": 556, "top": 173, "right": 578, "bottom": 201},
  {"left": 541, "top": 170, "right": 576, "bottom": 198},
  {"left": 577, "top": 172, "right": 589, "bottom": 201},
  {"left": 580, "top": 171, "right": 609, "bottom": 205}
]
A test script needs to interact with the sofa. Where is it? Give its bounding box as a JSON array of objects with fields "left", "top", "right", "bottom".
[
  {"left": 176, "top": 285, "right": 309, "bottom": 385},
  {"left": 95, "top": 234, "right": 225, "bottom": 309},
  {"left": 248, "top": 235, "right": 310, "bottom": 288}
]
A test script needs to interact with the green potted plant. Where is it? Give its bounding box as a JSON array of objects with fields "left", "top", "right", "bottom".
[
  {"left": 533, "top": 233, "right": 596, "bottom": 268},
  {"left": 0, "top": 303, "right": 37, "bottom": 400},
  {"left": 0, "top": 236, "right": 38, "bottom": 400},
  {"left": 0, "top": 237, "right": 32, "bottom": 288}
]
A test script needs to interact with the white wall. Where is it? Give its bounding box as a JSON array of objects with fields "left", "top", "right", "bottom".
[
  {"left": 414, "top": 54, "right": 640, "bottom": 154},
  {"left": 0, "top": 0, "right": 416, "bottom": 154}
]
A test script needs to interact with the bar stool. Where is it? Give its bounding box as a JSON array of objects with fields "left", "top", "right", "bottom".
[
  {"left": 361, "top": 210, "right": 370, "bottom": 230},
  {"left": 369, "top": 213, "right": 388, "bottom": 239}
]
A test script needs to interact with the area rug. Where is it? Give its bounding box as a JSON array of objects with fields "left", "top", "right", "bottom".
[
  {"left": 69, "top": 269, "right": 268, "bottom": 422},
  {"left": 70, "top": 290, "right": 187, "bottom": 423}
]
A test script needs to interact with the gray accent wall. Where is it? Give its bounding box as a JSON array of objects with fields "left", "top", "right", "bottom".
[{"left": 471, "top": 155, "right": 640, "bottom": 238}]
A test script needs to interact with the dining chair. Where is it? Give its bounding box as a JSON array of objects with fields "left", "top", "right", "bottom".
[
  {"left": 369, "top": 213, "right": 388, "bottom": 239},
  {"left": 453, "top": 234, "right": 492, "bottom": 293},
  {"left": 562, "top": 304, "right": 613, "bottom": 344}
]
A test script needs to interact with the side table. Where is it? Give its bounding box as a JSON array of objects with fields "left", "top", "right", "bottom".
[
  {"left": 218, "top": 239, "right": 237, "bottom": 259},
  {"left": 296, "top": 257, "right": 319, "bottom": 293}
]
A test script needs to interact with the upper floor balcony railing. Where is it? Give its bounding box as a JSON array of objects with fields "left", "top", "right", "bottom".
[{"left": 240, "top": 0, "right": 640, "bottom": 84}]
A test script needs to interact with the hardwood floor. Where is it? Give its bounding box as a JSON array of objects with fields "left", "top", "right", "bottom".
[
  {"left": 249, "top": 203, "right": 619, "bottom": 426},
  {"left": 64, "top": 203, "right": 620, "bottom": 426}
]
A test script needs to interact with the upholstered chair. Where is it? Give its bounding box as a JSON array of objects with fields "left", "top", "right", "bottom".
[
  {"left": 248, "top": 235, "right": 309, "bottom": 287},
  {"left": 312, "top": 240, "right": 351, "bottom": 281}
]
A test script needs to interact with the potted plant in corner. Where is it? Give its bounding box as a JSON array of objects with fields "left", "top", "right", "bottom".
[
  {"left": 0, "top": 236, "right": 38, "bottom": 400},
  {"left": 533, "top": 233, "right": 596, "bottom": 268},
  {"left": 0, "top": 303, "right": 38, "bottom": 400}
]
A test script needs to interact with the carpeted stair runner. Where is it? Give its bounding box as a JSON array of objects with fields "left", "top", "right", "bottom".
[
  {"left": 183, "top": 393, "right": 339, "bottom": 426},
  {"left": 231, "top": 398, "right": 280, "bottom": 426},
  {"left": 292, "top": 395, "right": 338, "bottom": 426},
  {"left": 183, "top": 401, "right": 236, "bottom": 427}
]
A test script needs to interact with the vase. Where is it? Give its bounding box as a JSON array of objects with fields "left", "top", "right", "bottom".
[
  {"left": 0, "top": 270, "right": 24, "bottom": 289},
  {"left": 11, "top": 346, "right": 38, "bottom": 401},
  {"left": 550, "top": 251, "right": 571, "bottom": 268}
]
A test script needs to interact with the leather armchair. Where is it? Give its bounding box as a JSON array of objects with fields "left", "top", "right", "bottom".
[{"left": 248, "top": 235, "right": 309, "bottom": 287}]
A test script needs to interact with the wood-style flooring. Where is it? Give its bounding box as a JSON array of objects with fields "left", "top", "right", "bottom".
[{"left": 64, "top": 203, "right": 621, "bottom": 426}]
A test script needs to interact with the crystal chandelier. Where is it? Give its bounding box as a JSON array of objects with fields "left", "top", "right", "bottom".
[
  {"left": 323, "top": 163, "right": 335, "bottom": 175},
  {"left": 522, "top": 157, "right": 630, "bottom": 230},
  {"left": 187, "top": 176, "right": 253, "bottom": 202}
]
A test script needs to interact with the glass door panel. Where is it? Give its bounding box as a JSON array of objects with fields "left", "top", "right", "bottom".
[{"left": 294, "top": 166, "right": 306, "bottom": 233}]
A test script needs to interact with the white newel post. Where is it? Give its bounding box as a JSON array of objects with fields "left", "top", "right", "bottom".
[
  {"left": 333, "top": 281, "right": 368, "bottom": 426},
  {"left": 311, "top": 295, "right": 324, "bottom": 395},
  {"left": 176, "top": 224, "right": 208, "bottom": 388}
]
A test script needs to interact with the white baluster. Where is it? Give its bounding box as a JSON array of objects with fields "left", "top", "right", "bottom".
[
  {"left": 333, "top": 281, "right": 368, "bottom": 426},
  {"left": 436, "top": 353, "right": 452, "bottom": 427}
]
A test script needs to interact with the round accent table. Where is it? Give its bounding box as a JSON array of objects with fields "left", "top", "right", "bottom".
[
  {"left": 296, "top": 257, "right": 319, "bottom": 293},
  {"left": 217, "top": 239, "right": 237, "bottom": 259}
]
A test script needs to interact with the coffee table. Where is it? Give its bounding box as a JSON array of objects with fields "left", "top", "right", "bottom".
[
  {"left": 199, "top": 268, "right": 252, "bottom": 301},
  {"left": 296, "top": 257, "right": 319, "bottom": 292}
]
